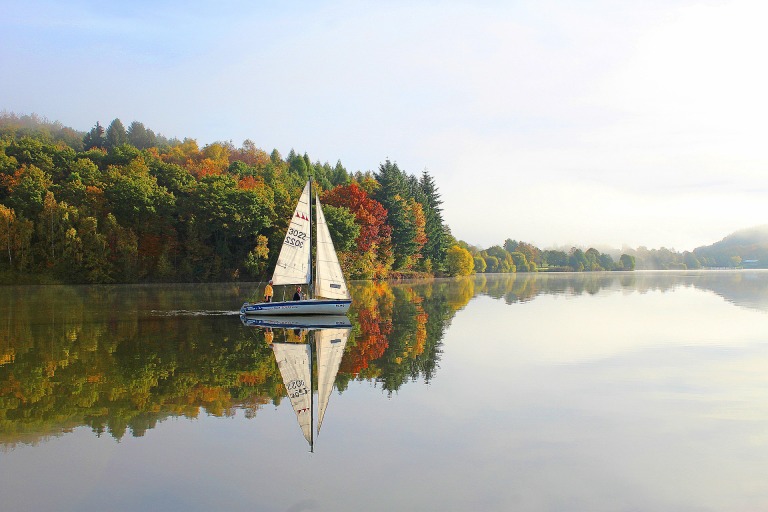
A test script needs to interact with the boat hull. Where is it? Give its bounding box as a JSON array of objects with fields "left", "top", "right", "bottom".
[{"left": 240, "top": 299, "right": 351, "bottom": 316}]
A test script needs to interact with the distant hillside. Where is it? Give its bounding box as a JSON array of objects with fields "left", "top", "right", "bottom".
[{"left": 693, "top": 225, "right": 768, "bottom": 268}]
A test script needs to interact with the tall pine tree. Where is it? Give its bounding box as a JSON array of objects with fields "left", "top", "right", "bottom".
[{"left": 419, "top": 170, "right": 448, "bottom": 270}]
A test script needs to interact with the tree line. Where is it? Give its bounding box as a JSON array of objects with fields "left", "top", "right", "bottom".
[
  {"left": 444, "top": 238, "right": 636, "bottom": 276},
  {"left": 5, "top": 112, "right": 756, "bottom": 282},
  {"left": 0, "top": 113, "right": 453, "bottom": 283}
]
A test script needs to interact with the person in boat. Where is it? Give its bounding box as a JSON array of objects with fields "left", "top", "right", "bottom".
[
  {"left": 293, "top": 286, "right": 303, "bottom": 301},
  {"left": 263, "top": 280, "right": 274, "bottom": 302}
]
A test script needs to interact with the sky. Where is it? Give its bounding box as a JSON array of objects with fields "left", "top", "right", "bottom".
[{"left": 1, "top": 0, "right": 767, "bottom": 251}]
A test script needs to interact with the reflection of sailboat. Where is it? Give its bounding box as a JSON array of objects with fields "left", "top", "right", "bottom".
[
  {"left": 240, "top": 314, "right": 351, "bottom": 329},
  {"left": 264, "top": 323, "right": 350, "bottom": 451},
  {"left": 241, "top": 179, "right": 352, "bottom": 315}
]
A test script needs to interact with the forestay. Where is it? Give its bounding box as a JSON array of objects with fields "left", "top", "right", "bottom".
[
  {"left": 272, "top": 182, "right": 311, "bottom": 286},
  {"left": 314, "top": 195, "right": 350, "bottom": 300}
]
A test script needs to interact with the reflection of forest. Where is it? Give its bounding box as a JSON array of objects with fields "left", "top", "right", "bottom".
[
  {"left": 2, "top": 272, "right": 765, "bottom": 448},
  {"left": 473, "top": 270, "right": 768, "bottom": 312},
  {"left": 0, "top": 280, "right": 473, "bottom": 448}
]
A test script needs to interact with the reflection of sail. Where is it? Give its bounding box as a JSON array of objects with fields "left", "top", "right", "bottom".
[
  {"left": 261, "top": 319, "right": 352, "bottom": 451},
  {"left": 315, "top": 328, "right": 349, "bottom": 434},
  {"left": 271, "top": 341, "right": 313, "bottom": 446}
]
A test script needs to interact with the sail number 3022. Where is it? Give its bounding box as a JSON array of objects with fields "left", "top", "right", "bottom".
[
  {"left": 287, "top": 379, "right": 308, "bottom": 399},
  {"left": 284, "top": 228, "right": 307, "bottom": 248}
]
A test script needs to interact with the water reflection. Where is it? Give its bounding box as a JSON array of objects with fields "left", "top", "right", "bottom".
[
  {"left": 1, "top": 271, "right": 766, "bottom": 450},
  {"left": 241, "top": 316, "right": 351, "bottom": 451},
  {"left": 471, "top": 270, "right": 768, "bottom": 311}
]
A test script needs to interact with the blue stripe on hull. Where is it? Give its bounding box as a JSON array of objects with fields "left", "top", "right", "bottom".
[{"left": 240, "top": 299, "right": 351, "bottom": 316}]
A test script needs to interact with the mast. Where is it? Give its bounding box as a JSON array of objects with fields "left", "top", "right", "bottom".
[{"left": 310, "top": 330, "right": 315, "bottom": 453}]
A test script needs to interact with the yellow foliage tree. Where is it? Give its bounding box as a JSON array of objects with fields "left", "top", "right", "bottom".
[{"left": 445, "top": 244, "right": 474, "bottom": 276}]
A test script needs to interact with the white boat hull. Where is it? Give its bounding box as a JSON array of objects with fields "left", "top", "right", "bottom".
[{"left": 240, "top": 298, "right": 351, "bottom": 316}]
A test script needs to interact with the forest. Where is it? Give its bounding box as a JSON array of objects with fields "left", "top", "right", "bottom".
[
  {"left": 0, "top": 113, "right": 453, "bottom": 283},
  {"left": 3, "top": 112, "right": 760, "bottom": 284}
]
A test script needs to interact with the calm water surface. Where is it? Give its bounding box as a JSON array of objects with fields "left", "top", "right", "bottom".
[{"left": 1, "top": 271, "right": 767, "bottom": 511}]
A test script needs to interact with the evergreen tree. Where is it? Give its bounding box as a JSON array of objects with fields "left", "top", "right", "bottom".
[
  {"left": 83, "top": 122, "right": 105, "bottom": 150},
  {"left": 127, "top": 121, "right": 156, "bottom": 149},
  {"left": 374, "top": 160, "right": 419, "bottom": 269},
  {"left": 373, "top": 159, "right": 407, "bottom": 208},
  {"left": 105, "top": 118, "right": 127, "bottom": 149},
  {"left": 419, "top": 170, "right": 448, "bottom": 270}
]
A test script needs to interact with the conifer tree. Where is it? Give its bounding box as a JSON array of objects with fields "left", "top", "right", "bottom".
[
  {"left": 83, "top": 122, "right": 105, "bottom": 150},
  {"left": 105, "top": 118, "right": 127, "bottom": 149}
]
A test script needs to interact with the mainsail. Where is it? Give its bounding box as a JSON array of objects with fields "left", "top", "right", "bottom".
[
  {"left": 315, "top": 327, "right": 349, "bottom": 433},
  {"left": 272, "top": 340, "right": 313, "bottom": 446},
  {"left": 314, "top": 194, "right": 350, "bottom": 300},
  {"left": 271, "top": 182, "right": 312, "bottom": 286}
]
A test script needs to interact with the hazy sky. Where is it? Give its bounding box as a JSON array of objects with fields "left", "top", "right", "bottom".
[{"left": 2, "top": 0, "right": 766, "bottom": 251}]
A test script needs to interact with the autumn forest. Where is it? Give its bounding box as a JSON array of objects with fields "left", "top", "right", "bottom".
[{"left": 0, "top": 112, "right": 682, "bottom": 285}]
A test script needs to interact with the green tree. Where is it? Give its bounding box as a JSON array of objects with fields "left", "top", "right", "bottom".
[
  {"left": 83, "top": 122, "right": 105, "bottom": 150},
  {"left": 683, "top": 251, "right": 701, "bottom": 270},
  {"left": 104, "top": 159, "right": 174, "bottom": 229},
  {"left": 322, "top": 204, "right": 360, "bottom": 252},
  {"left": 187, "top": 174, "right": 275, "bottom": 274},
  {"left": 485, "top": 246, "right": 515, "bottom": 273},
  {"left": 105, "top": 119, "right": 127, "bottom": 149},
  {"left": 244, "top": 234, "right": 270, "bottom": 278},
  {"left": 510, "top": 252, "right": 532, "bottom": 272},
  {"left": 543, "top": 249, "right": 568, "bottom": 268},
  {"left": 569, "top": 248, "right": 588, "bottom": 272},
  {"left": 126, "top": 121, "right": 156, "bottom": 150},
  {"left": 473, "top": 255, "right": 487, "bottom": 273},
  {"left": 619, "top": 253, "right": 635, "bottom": 270},
  {"left": 419, "top": 170, "right": 448, "bottom": 271},
  {"left": 599, "top": 253, "right": 616, "bottom": 271},
  {"left": 4, "top": 164, "right": 52, "bottom": 219}
]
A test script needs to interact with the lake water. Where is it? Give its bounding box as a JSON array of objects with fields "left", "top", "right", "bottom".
[{"left": 1, "top": 271, "right": 767, "bottom": 511}]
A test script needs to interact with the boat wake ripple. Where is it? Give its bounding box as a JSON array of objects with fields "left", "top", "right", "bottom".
[{"left": 150, "top": 310, "right": 242, "bottom": 317}]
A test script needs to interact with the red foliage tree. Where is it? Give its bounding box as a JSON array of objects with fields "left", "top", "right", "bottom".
[{"left": 322, "top": 183, "right": 391, "bottom": 252}]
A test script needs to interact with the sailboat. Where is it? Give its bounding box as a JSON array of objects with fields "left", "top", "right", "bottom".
[
  {"left": 267, "top": 324, "right": 350, "bottom": 451},
  {"left": 240, "top": 179, "right": 352, "bottom": 316}
]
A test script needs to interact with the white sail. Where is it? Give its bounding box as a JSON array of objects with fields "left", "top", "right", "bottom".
[
  {"left": 271, "top": 182, "right": 312, "bottom": 286},
  {"left": 314, "top": 195, "right": 350, "bottom": 300},
  {"left": 272, "top": 340, "right": 313, "bottom": 446},
  {"left": 315, "top": 328, "right": 349, "bottom": 433}
]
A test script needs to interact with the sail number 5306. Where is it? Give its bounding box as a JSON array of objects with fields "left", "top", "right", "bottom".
[{"left": 284, "top": 228, "right": 307, "bottom": 248}]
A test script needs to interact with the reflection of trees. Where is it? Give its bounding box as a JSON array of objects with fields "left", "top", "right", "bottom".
[
  {"left": 473, "top": 271, "right": 768, "bottom": 312},
  {"left": 0, "top": 312, "right": 281, "bottom": 446},
  {"left": 1, "top": 280, "right": 473, "bottom": 446},
  {"left": 5, "top": 272, "right": 762, "bottom": 446},
  {"left": 0, "top": 285, "right": 285, "bottom": 448},
  {"left": 342, "top": 278, "right": 474, "bottom": 394},
  {"left": 338, "top": 283, "right": 393, "bottom": 383}
]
